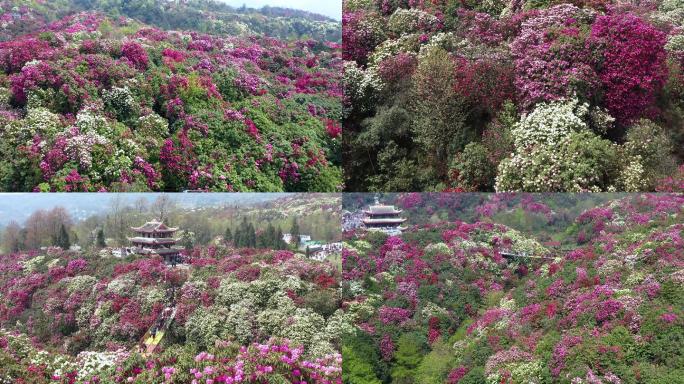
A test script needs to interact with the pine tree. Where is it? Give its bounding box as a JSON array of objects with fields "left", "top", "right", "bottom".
[
  {"left": 290, "top": 217, "right": 300, "bottom": 246},
  {"left": 235, "top": 217, "right": 249, "bottom": 247},
  {"left": 257, "top": 227, "right": 267, "bottom": 248},
  {"left": 57, "top": 224, "right": 71, "bottom": 250},
  {"left": 275, "top": 227, "right": 285, "bottom": 249},
  {"left": 265, "top": 223, "right": 276, "bottom": 248},
  {"left": 224, "top": 227, "right": 232, "bottom": 244},
  {"left": 247, "top": 223, "right": 256, "bottom": 248},
  {"left": 96, "top": 229, "right": 106, "bottom": 247},
  {"left": 233, "top": 228, "right": 242, "bottom": 247},
  {"left": 391, "top": 333, "right": 425, "bottom": 382}
]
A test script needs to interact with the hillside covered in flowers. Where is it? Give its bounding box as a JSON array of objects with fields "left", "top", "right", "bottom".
[
  {"left": 0, "top": 245, "right": 344, "bottom": 383},
  {"left": 342, "top": 194, "right": 684, "bottom": 383},
  {"left": 343, "top": 0, "right": 684, "bottom": 192},
  {"left": 343, "top": 192, "right": 622, "bottom": 244},
  {"left": 0, "top": 0, "right": 341, "bottom": 42},
  {"left": 0, "top": 5, "right": 342, "bottom": 192}
]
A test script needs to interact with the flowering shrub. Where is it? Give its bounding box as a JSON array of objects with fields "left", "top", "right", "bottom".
[
  {"left": 0, "top": 334, "right": 342, "bottom": 384},
  {"left": 387, "top": 8, "right": 440, "bottom": 35},
  {"left": 588, "top": 13, "right": 668, "bottom": 125},
  {"left": 496, "top": 99, "right": 623, "bottom": 192},
  {"left": 343, "top": 11, "right": 386, "bottom": 64},
  {"left": 120, "top": 41, "right": 149, "bottom": 70},
  {"left": 511, "top": 4, "right": 598, "bottom": 108}
]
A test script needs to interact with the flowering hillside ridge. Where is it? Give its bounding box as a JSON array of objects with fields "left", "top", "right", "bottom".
[
  {"left": 341, "top": 194, "right": 684, "bottom": 383},
  {"left": 0, "top": 244, "right": 346, "bottom": 383},
  {"left": 0, "top": 10, "right": 342, "bottom": 192},
  {"left": 0, "top": 0, "right": 341, "bottom": 42}
]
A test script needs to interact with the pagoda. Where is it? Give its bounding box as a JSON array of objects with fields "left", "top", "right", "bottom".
[
  {"left": 362, "top": 197, "right": 407, "bottom": 235},
  {"left": 129, "top": 219, "right": 181, "bottom": 264}
]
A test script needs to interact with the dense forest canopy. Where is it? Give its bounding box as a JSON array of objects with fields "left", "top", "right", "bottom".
[{"left": 343, "top": 0, "right": 684, "bottom": 192}]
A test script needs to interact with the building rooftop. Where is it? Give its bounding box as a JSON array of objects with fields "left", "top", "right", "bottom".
[
  {"left": 363, "top": 205, "right": 403, "bottom": 215},
  {"left": 131, "top": 219, "right": 178, "bottom": 233},
  {"left": 129, "top": 237, "right": 178, "bottom": 244},
  {"left": 362, "top": 197, "right": 407, "bottom": 234}
]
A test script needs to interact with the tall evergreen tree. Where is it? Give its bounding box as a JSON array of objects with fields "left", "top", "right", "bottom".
[
  {"left": 391, "top": 333, "right": 425, "bottom": 382},
  {"left": 224, "top": 227, "right": 233, "bottom": 244},
  {"left": 257, "top": 222, "right": 274, "bottom": 248},
  {"left": 56, "top": 224, "right": 70, "bottom": 250},
  {"left": 290, "top": 217, "right": 301, "bottom": 246},
  {"left": 96, "top": 228, "right": 106, "bottom": 247},
  {"left": 247, "top": 223, "right": 256, "bottom": 248},
  {"left": 256, "top": 228, "right": 266, "bottom": 248},
  {"left": 235, "top": 217, "right": 248, "bottom": 247},
  {"left": 265, "top": 223, "right": 276, "bottom": 248},
  {"left": 275, "top": 227, "right": 285, "bottom": 250}
]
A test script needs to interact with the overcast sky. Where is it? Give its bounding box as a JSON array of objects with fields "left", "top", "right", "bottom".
[
  {"left": 221, "top": 0, "right": 341, "bottom": 20},
  {"left": 0, "top": 193, "right": 286, "bottom": 225}
]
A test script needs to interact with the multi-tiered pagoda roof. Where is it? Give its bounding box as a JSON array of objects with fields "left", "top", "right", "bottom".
[
  {"left": 129, "top": 220, "right": 181, "bottom": 263},
  {"left": 363, "top": 198, "right": 407, "bottom": 234}
]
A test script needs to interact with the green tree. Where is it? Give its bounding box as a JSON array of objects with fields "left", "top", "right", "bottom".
[
  {"left": 343, "top": 333, "right": 384, "bottom": 384},
  {"left": 224, "top": 227, "right": 232, "bottom": 244},
  {"left": 247, "top": 222, "right": 256, "bottom": 248},
  {"left": 180, "top": 231, "right": 196, "bottom": 250},
  {"left": 411, "top": 47, "right": 471, "bottom": 177},
  {"left": 449, "top": 142, "right": 496, "bottom": 191},
  {"left": 391, "top": 333, "right": 426, "bottom": 383},
  {"left": 234, "top": 217, "right": 250, "bottom": 247},
  {"left": 257, "top": 222, "right": 275, "bottom": 248},
  {"left": 343, "top": 345, "right": 383, "bottom": 384},
  {"left": 56, "top": 223, "right": 70, "bottom": 250},
  {"left": 96, "top": 228, "right": 106, "bottom": 247},
  {"left": 289, "top": 217, "right": 301, "bottom": 246},
  {"left": 415, "top": 340, "right": 455, "bottom": 384},
  {"left": 458, "top": 366, "right": 487, "bottom": 384},
  {"left": 275, "top": 227, "right": 287, "bottom": 249},
  {"left": 2, "top": 221, "right": 23, "bottom": 253}
]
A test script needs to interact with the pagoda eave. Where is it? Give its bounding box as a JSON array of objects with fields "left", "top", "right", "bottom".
[
  {"left": 363, "top": 219, "right": 407, "bottom": 224},
  {"left": 130, "top": 227, "right": 178, "bottom": 233},
  {"left": 363, "top": 209, "right": 403, "bottom": 215},
  {"left": 128, "top": 237, "right": 179, "bottom": 244}
]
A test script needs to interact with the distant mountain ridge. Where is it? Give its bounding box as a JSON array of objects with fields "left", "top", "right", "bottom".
[{"left": 0, "top": 0, "right": 341, "bottom": 42}]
